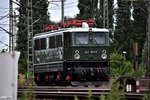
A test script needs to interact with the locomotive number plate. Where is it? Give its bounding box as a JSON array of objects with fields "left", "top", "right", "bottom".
[{"left": 84, "top": 50, "right": 97, "bottom": 54}]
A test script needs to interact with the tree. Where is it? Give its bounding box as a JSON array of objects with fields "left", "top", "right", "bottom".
[
  {"left": 113, "top": 1, "right": 147, "bottom": 62},
  {"left": 108, "top": 0, "right": 114, "bottom": 30},
  {"left": 32, "top": 0, "right": 51, "bottom": 33},
  {"left": 77, "top": 0, "right": 114, "bottom": 28},
  {"left": 132, "top": 1, "right": 147, "bottom": 63},
  {"left": 17, "top": 0, "right": 28, "bottom": 73},
  {"left": 113, "top": 1, "right": 133, "bottom": 61},
  {"left": 77, "top": 0, "right": 98, "bottom": 19},
  {"left": 17, "top": 0, "right": 51, "bottom": 73}
]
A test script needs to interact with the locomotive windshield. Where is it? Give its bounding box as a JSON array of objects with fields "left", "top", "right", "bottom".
[
  {"left": 75, "top": 32, "right": 107, "bottom": 46},
  {"left": 92, "top": 33, "right": 106, "bottom": 45},
  {"left": 75, "top": 33, "right": 89, "bottom": 45}
]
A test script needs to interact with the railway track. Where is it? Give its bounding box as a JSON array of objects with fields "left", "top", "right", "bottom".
[{"left": 18, "top": 86, "right": 149, "bottom": 100}]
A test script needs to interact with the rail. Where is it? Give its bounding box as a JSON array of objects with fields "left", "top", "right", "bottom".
[{"left": 18, "top": 86, "right": 149, "bottom": 100}]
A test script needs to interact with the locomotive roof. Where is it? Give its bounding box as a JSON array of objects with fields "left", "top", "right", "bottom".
[{"left": 33, "top": 28, "right": 109, "bottom": 39}]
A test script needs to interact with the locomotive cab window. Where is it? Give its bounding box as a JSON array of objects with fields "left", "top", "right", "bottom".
[
  {"left": 49, "top": 36, "right": 55, "bottom": 48},
  {"left": 40, "top": 38, "right": 46, "bottom": 49},
  {"left": 64, "top": 33, "right": 71, "bottom": 47},
  {"left": 34, "top": 39, "right": 40, "bottom": 50},
  {"left": 75, "top": 33, "right": 88, "bottom": 45},
  {"left": 56, "top": 35, "right": 62, "bottom": 47},
  {"left": 92, "top": 33, "right": 106, "bottom": 45}
]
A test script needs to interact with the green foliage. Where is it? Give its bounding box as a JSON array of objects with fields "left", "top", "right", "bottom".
[
  {"left": 107, "top": 79, "right": 125, "bottom": 100},
  {"left": 113, "top": 1, "right": 134, "bottom": 61},
  {"left": 18, "top": 83, "right": 35, "bottom": 100},
  {"left": 100, "top": 95, "right": 106, "bottom": 100},
  {"left": 132, "top": 1, "right": 147, "bottom": 63},
  {"left": 110, "top": 52, "right": 146, "bottom": 77},
  {"left": 138, "top": 63, "right": 146, "bottom": 77},
  {"left": 18, "top": 73, "right": 35, "bottom": 100},
  {"left": 77, "top": 0, "right": 98, "bottom": 19},
  {"left": 113, "top": 1, "right": 147, "bottom": 62},
  {"left": 110, "top": 52, "right": 134, "bottom": 77},
  {"left": 77, "top": 0, "right": 114, "bottom": 28},
  {"left": 18, "top": 59, "right": 27, "bottom": 74},
  {"left": 18, "top": 74, "right": 35, "bottom": 100},
  {"left": 142, "top": 41, "right": 147, "bottom": 63},
  {"left": 87, "top": 90, "right": 93, "bottom": 100},
  {"left": 74, "top": 96, "right": 79, "bottom": 100},
  {"left": 18, "top": 74, "right": 26, "bottom": 85},
  {"left": 142, "top": 87, "right": 150, "bottom": 100}
]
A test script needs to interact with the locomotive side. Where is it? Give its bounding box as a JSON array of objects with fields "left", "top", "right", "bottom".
[{"left": 33, "top": 26, "right": 109, "bottom": 86}]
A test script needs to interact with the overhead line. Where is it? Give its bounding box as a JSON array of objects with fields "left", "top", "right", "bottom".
[
  {"left": 0, "top": 40, "right": 9, "bottom": 47},
  {"left": 64, "top": 1, "right": 77, "bottom": 5},
  {"left": 0, "top": 26, "right": 12, "bottom": 36},
  {"left": 50, "top": 5, "right": 77, "bottom": 10},
  {"left": 0, "top": 14, "right": 9, "bottom": 21},
  {"left": 49, "top": 1, "right": 77, "bottom": 9},
  {"left": 0, "top": 9, "right": 17, "bottom": 21},
  {"left": 0, "top": 10, "right": 9, "bottom": 14},
  {"left": 0, "top": 24, "right": 9, "bottom": 26}
]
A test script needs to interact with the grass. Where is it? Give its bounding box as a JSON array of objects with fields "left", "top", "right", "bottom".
[{"left": 18, "top": 73, "right": 35, "bottom": 100}]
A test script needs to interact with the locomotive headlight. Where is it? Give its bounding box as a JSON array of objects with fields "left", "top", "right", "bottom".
[
  {"left": 101, "top": 53, "right": 107, "bottom": 59},
  {"left": 74, "top": 53, "right": 80, "bottom": 59},
  {"left": 75, "top": 50, "right": 79, "bottom": 53},
  {"left": 102, "top": 50, "right": 106, "bottom": 54}
]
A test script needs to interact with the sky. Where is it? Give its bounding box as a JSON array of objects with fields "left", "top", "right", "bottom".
[
  {"left": 49, "top": 0, "right": 79, "bottom": 22},
  {"left": 0, "top": 0, "right": 79, "bottom": 51},
  {"left": 0, "top": 0, "right": 9, "bottom": 51}
]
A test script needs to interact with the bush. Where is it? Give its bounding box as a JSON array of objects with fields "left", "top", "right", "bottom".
[
  {"left": 110, "top": 52, "right": 146, "bottom": 77},
  {"left": 138, "top": 63, "right": 146, "bottom": 77},
  {"left": 110, "top": 52, "right": 134, "bottom": 77}
]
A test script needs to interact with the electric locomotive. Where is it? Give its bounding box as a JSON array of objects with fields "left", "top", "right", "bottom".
[{"left": 33, "top": 19, "right": 109, "bottom": 86}]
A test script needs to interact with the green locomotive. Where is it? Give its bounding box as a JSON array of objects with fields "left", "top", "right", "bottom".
[{"left": 33, "top": 21, "right": 109, "bottom": 86}]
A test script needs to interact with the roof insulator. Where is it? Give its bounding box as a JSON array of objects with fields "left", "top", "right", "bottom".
[{"left": 82, "top": 22, "right": 89, "bottom": 28}]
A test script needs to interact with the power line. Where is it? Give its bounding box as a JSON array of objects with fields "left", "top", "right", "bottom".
[
  {"left": 0, "top": 9, "right": 17, "bottom": 21},
  {"left": 0, "top": 13, "right": 9, "bottom": 21},
  {"left": 0, "top": 26, "right": 12, "bottom": 36},
  {"left": 0, "top": 40, "right": 9, "bottom": 47},
  {"left": 65, "top": 1, "right": 78, "bottom": 5},
  {"left": 0, "top": 7, "right": 9, "bottom": 9},
  {"left": 0, "top": 7, "right": 19, "bottom": 10},
  {"left": 0, "top": 19, "right": 9, "bottom": 23},
  {"left": 49, "top": 1, "right": 77, "bottom": 10},
  {"left": 50, "top": 4, "right": 77, "bottom": 10},
  {"left": 0, "top": 10, "right": 9, "bottom": 14},
  {"left": 0, "top": 24, "right": 9, "bottom": 26}
]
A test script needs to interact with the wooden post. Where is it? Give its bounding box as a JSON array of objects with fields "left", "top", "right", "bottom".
[
  {"left": 147, "top": 1, "right": 150, "bottom": 77},
  {"left": 133, "top": 43, "right": 138, "bottom": 77}
]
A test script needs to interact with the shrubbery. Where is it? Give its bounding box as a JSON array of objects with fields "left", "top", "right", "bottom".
[{"left": 110, "top": 52, "right": 146, "bottom": 77}]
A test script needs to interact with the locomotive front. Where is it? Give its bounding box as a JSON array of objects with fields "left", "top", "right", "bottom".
[{"left": 64, "top": 27, "right": 109, "bottom": 85}]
